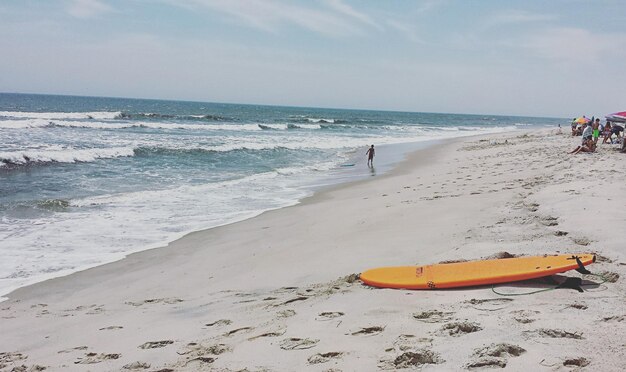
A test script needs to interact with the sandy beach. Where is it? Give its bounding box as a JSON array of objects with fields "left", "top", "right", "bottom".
[{"left": 1, "top": 129, "right": 625, "bottom": 371}]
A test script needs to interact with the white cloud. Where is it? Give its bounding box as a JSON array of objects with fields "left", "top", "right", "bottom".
[
  {"left": 164, "top": 0, "right": 379, "bottom": 37},
  {"left": 67, "top": 0, "right": 112, "bottom": 19}
]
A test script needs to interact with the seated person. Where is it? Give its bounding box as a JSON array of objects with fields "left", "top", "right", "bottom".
[
  {"left": 576, "top": 123, "right": 586, "bottom": 135},
  {"left": 612, "top": 124, "right": 624, "bottom": 140},
  {"left": 570, "top": 138, "right": 596, "bottom": 155}
]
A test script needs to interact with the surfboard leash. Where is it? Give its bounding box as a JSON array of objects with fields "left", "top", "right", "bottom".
[{"left": 491, "top": 272, "right": 609, "bottom": 297}]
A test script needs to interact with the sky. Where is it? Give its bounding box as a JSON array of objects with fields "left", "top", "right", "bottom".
[{"left": 1, "top": 0, "right": 625, "bottom": 117}]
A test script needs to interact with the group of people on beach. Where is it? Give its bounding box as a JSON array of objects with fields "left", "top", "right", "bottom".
[{"left": 569, "top": 116, "right": 624, "bottom": 155}]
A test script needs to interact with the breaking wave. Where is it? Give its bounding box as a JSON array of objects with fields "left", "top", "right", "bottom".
[
  {"left": 0, "top": 147, "right": 135, "bottom": 169},
  {"left": 118, "top": 112, "right": 234, "bottom": 122},
  {"left": 0, "top": 111, "right": 121, "bottom": 120}
]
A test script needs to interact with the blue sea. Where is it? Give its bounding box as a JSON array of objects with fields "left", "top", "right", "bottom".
[{"left": 0, "top": 93, "right": 564, "bottom": 298}]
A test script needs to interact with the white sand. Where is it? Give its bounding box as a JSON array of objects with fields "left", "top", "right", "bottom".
[{"left": 1, "top": 129, "right": 625, "bottom": 371}]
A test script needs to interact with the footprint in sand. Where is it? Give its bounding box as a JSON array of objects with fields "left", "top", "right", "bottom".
[
  {"left": 0, "top": 352, "right": 28, "bottom": 367},
  {"left": 596, "top": 271, "right": 620, "bottom": 283},
  {"left": 279, "top": 338, "right": 319, "bottom": 350},
  {"left": 571, "top": 237, "right": 591, "bottom": 246},
  {"left": 567, "top": 302, "right": 588, "bottom": 310},
  {"left": 63, "top": 304, "right": 103, "bottom": 314},
  {"left": 350, "top": 326, "right": 385, "bottom": 336},
  {"left": 138, "top": 340, "right": 174, "bottom": 349},
  {"left": 379, "top": 349, "right": 443, "bottom": 370},
  {"left": 392, "top": 334, "right": 433, "bottom": 352},
  {"left": 248, "top": 330, "right": 286, "bottom": 341},
  {"left": 466, "top": 358, "right": 507, "bottom": 368},
  {"left": 123, "top": 361, "right": 151, "bottom": 370},
  {"left": 525, "top": 202, "right": 539, "bottom": 212},
  {"left": 125, "top": 298, "right": 183, "bottom": 307},
  {"left": 466, "top": 343, "right": 526, "bottom": 369},
  {"left": 205, "top": 319, "right": 232, "bottom": 327},
  {"left": 176, "top": 342, "right": 230, "bottom": 367},
  {"left": 58, "top": 346, "right": 88, "bottom": 354},
  {"left": 99, "top": 325, "right": 124, "bottom": 331},
  {"left": 439, "top": 321, "right": 482, "bottom": 336},
  {"left": 167, "top": 342, "right": 223, "bottom": 372},
  {"left": 316, "top": 311, "right": 344, "bottom": 321},
  {"left": 465, "top": 298, "right": 514, "bottom": 311},
  {"left": 485, "top": 251, "right": 517, "bottom": 259},
  {"left": 601, "top": 315, "right": 625, "bottom": 323},
  {"left": 35, "top": 309, "right": 51, "bottom": 317},
  {"left": 412, "top": 310, "right": 454, "bottom": 323},
  {"left": 510, "top": 310, "right": 539, "bottom": 324},
  {"left": 273, "top": 296, "right": 309, "bottom": 307},
  {"left": 86, "top": 305, "right": 105, "bottom": 315},
  {"left": 307, "top": 352, "right": 344, "bottom": 364},
  {"left": 182, "top": 356, "right": 216, "bottom": 368},
  {"left": 271, "top": 287, "right": 299, "bottom": 295},
  {"left": 534, "top": 329, "right": 584, "bottom": 339},
  {"left": 563, "top": 357, "right": 591, "bottom": 367},
  {"left": 74, "top": 352, "right": 121, "bottom": 364},
  {"left": 5, "top": 364, "right": 47, "bottom": 371},
  {"left": 277, "top": 309, "right": 296, "bottom": 318},
  {"left": 223, "top": 327, "right": 254, "bottom": 337}
]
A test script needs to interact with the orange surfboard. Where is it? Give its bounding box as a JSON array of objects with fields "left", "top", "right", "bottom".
[{"left": 360, "top": 254, "right": 596, "bottom": 289}]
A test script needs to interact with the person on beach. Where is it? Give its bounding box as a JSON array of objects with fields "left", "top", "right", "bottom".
[
  {"left": 581, "top": 123, "right": 592, "bottom": 143},
  {"left": 611, "top": 124, "right": 624, "bottom": 141},
  {"left": 603, "top": 122, "right": 613, "bottom": 144},
  {"left": 592, "top": 119, "right": 601, "bottom": 144},
  {"left": 570, "top": 119, "right": 577, "bottom": 136},
  {"left": 366, "top": 145, "right": 375, "bottom": 166},
  {"left": 570, "top": 138, "right": 596, "bottom": 155}
]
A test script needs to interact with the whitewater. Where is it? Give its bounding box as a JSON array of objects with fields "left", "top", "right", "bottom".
[{"left": 0, "top": 93, "right": 564, "bottom": 299}]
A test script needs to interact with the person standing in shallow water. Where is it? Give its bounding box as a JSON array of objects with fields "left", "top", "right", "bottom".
[{"left": 366, "top": 144, "right": 375, "bottom": 166}]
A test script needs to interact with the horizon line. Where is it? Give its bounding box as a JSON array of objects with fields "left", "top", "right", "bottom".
[{"left": 0, "top": 91, "right": 568, "bottom": 120}]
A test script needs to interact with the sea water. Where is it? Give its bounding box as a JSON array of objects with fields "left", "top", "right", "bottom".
[{"left": 0, "top": 93, "right": 564, "bottom": 298}]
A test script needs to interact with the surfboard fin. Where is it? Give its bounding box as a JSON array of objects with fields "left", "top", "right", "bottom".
[{"left": 573, "top": 256, "right": 592, "bottom": 275}]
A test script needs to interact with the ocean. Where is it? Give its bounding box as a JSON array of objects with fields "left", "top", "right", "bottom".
[{"left": 0, "top": 93, "right": 564, "bottom": 298}]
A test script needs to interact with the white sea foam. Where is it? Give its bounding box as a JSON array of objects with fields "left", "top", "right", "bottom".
[
  {"left": 0, "top": 166, "right": 326, "bottom": 298},
  {"left": 0, "top": 118, "right": 272, "bottom": 132},
  {"left": 0, "top": 119, "right": 54, "bottom": 129},
  {"left": 0, "top": 116, "right": 521, "bottom": 299},
  {"left": 291, "top": 123, "right": 322, "bottom": 129},
  {"left": 0, "top": 147, "right": 135, "bottom": 166},
  {"left": 0, "top": 111, "right": 121, "bottom": 120},
  {"left": 0, "top": 119, "right": 139, "bottom": 129},
  {"left": 258, "top": 124, "right": 288, "bottom": 130},
  {"left": 307, "top": 118, "right": 335, "bottom": 123}
]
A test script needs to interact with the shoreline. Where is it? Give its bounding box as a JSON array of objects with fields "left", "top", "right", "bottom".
[
  {"left": 0, "top": 128, "right": 511, "bottom": 301},
  {"left": 3, "top": 132, "right": 465, "bottom": 302},
  {"left": 0, "top": 137, "right": 422, "bottom": 301},
  {"left": 1, "top": 128, "right": 624, "bottom": 371}
]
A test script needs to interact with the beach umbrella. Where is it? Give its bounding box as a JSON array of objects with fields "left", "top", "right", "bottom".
[
  {"left": 574, "top": 117, "right": 590, "bottom": 124},
  {"left": 606, "top": 111, "right": 626, "bottom": 123}
]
